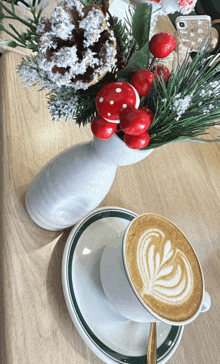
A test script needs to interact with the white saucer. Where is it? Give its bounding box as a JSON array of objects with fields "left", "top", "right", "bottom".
[{"left": 62, "top": 207, "right": 184, "bottom": 364}]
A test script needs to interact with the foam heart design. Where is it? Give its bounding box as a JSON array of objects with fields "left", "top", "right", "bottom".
[{"left": 137, "top": 228, "right": 194, "bottom": 304}]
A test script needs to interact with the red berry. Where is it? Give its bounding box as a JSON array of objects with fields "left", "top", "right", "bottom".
[
  {"left": 150, "top": 32, "right": 176, "bottom": 58},
  {"left": 130, "top": 70, "right": 155, "bottom": 96},
  {"left": 139, "top": 106, "right": 154, "bottom": 124},
  {"left": 152, "top": 65, "right": 170, "bottom": 83},
  {"left": 91, "top": 114, "right": 117, "bottom": 139},
  {"left": 124, "top": 132, "right": 150, "bottom": 149},
  {"left": 119, "top": 106, "right": 151, "bottom": 135}
]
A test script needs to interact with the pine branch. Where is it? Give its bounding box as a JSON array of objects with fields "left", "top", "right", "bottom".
[
  {"left": 17, "top": 55, "right": 53, "bottom": 87},
  {"left": 112, "top": 14, "right": 136, "bottom": 64},
  {"left": 0, "top": 0, "right": 45, "bottom": 51},
  {"left": 116, "top": 4, "right": 152, "bottom": 81},
  {"left": 142, "top": 51, "right": 220, "bottom": 149},
  {"left": 74, "top": 71, "right": 116, "bottom": 126}
]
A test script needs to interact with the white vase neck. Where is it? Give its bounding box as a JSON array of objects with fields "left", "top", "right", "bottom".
[{"left": 92, "top": 134, "right": 153, "bottom": 167}]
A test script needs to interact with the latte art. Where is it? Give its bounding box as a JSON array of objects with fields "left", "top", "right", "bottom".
[
  {"left": 137, "top": 228, "right": 193, "bottom": 304},
  {"left": 125, "top": 214, "right": 204, "bottom": 322}
]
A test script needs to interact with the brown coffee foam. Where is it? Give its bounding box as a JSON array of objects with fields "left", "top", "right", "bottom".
[{"left": 125, "top": 214, "right": 203, "bottom": 323}]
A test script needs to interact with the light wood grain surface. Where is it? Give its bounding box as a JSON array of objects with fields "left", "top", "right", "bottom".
[{"left": 1, "top": 3, "right": 220, "bottom": 364}]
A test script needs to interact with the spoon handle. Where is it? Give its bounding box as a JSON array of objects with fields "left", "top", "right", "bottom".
[{"left": 147, "top": 322, "right": 157, "bottom": 364}]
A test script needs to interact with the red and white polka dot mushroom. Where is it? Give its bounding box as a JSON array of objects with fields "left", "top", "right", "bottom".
[{"left": 95, "top": 81, "right": 140, "bottom": 123}]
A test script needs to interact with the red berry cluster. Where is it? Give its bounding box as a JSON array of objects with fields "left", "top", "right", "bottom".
[
  {"left": 92, "top": 82, "right": 154, "bottom": 149},
  {"left": 119, "top": 106, "right": 153, "bottom": 149},
  {"left": 91, "top": 32, "right": 176, "bottom": 149}
]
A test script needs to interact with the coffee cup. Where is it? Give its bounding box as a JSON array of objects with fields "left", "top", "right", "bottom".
[{"left": 100, "top": 213, "right": 211, "bottom": 325}]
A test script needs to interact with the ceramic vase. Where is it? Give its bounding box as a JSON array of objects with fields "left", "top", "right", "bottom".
[{"left": 25, "top": 134, "right": 153, "bottom": 231}]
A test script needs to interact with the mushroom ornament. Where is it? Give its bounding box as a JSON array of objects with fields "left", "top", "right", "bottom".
[{"left": 96, "top": 82, "right": 140, "bottom": 123}]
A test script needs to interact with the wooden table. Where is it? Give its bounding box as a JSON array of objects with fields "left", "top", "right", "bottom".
[{"left": 1, "top": 3, "right": 220, "bottom": 364}]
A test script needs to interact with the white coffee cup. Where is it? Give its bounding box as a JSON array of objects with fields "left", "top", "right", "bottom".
[{"left": 100, "top": 216, "right": 211, "bottom": 325}]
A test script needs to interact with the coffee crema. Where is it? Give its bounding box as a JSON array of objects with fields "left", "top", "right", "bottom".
[{"left": 124, "top": 214, "right": 203, "bottom": 323}]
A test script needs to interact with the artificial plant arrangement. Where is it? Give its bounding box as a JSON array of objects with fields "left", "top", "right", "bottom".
[{"left": 0, "top": 0, "right": 220, "bottom": 150}]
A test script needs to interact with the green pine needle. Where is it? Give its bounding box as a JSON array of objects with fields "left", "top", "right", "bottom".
[
  {"left": 48, "top": 71, "right": 116, "bottom": 125},
  {"left": 142, "top": 51, "right": 220, "bottom": 149},
  {"left": 0, "top": 0, "right": 40, "bottom": 50},
  {"left": 112, "top": 12, "right": 136, "bottom": 64},
  {"left": 74, "top": 72, "right": 117, "bottom": 126}
]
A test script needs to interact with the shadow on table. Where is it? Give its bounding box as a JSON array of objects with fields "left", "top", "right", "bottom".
[
  {"left": 11, "top": 183, "right": 94, "bottom": 360},
  {"left": 46, "top": 229, "right": 95, "bottom": 362},
  {"left": 11, "top": 184, "right": 62, "bottom": 249}
]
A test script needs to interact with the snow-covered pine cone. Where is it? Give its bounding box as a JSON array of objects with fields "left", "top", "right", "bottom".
[{"left": 36, "top": 0, "right": 117, "bottom": 90}]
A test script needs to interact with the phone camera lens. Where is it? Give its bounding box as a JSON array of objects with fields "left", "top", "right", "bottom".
[{"left": 179, "top": 22, "right": 185, "bottom": 28}]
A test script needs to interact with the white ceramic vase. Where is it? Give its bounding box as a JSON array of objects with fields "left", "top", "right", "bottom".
[{"left": 25, "top": 134, "right": 153, "bottom": 231}]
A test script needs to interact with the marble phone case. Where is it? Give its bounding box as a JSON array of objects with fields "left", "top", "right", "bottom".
[{"left": 175, "top": 15, "right": 212, "bottom": 52}]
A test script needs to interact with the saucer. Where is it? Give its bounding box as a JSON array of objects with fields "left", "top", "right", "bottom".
[{"left": 62, "top": 207, "right": 184, "bottom": 364}]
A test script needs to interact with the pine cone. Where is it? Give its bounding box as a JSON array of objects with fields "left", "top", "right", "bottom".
[{"left": 36, "top": 0, "right": 117, "bottom": 90}]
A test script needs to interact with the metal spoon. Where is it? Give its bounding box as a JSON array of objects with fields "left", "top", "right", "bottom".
[{"left": 147, "top": 322, "right": 157, "bottom": 364}]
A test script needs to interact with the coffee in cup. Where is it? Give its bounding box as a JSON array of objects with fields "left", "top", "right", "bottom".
[
  {"left": 100, "top": 213, "right": 211, "bottom": 324},
  {"left": 124, "top": 213, "right": 203, "bottom": 323}
]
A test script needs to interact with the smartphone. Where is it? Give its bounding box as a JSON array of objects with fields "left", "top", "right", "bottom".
[{"left": 175, "top": 15, "right": 212, "bottom": 52}]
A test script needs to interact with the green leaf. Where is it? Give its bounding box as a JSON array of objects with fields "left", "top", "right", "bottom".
[
  {"left": 6, "top": 40, "right": 17, "bottom": 47},
  {"left": 117, "top": 3, "right": 152, "bottom": 82},
  {"left": 132, "top": 3, "right": 152, "bottom": 49},
  {"left": 117, "top": 43, "right": 149, "bottom": 82},
  {"left": 0, "top": 12, "right": 6, "bottom": 20},
  {"left": 0, "top": 24, "right": 5, "bottom": 31}
]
